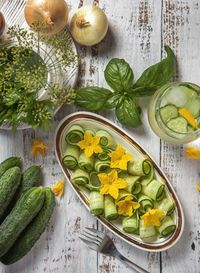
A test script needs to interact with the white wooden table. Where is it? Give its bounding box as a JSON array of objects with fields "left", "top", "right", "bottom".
[{"left": 0, "top": 0, "right": 200, "bottom": 272}]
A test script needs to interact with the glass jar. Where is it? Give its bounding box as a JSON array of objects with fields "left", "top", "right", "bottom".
[{"left": 148, "top": 82, "right": 200, "bottom": 144}]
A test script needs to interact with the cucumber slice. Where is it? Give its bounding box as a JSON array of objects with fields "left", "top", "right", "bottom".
[
  {"left": 159, "top": 104, "right": 178, "bottom": 123},
  {"left": 195, "top": 116, "right": 200, "bottom": 128},
  {"left": 184, "top": 98, "right": 200, "bottom": 117},
  {"left": 187, "top": 125, "right": 195, "bottom": 133},
  {"left": 164, "top": 86, "right": 197, "bottom": 107},
  {"left": 166, "top": 117, "right": 188, "bottom": 133}
]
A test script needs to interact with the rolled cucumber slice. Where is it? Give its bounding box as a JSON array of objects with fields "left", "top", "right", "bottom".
[
  {"left": 159, "top": 104, "right": 178, "bottom": 123},
  {"left": 166, "top": 117, "right": 188, "bottom": 133},
  {"left": 157, "top": 216, "right": 176, "bottom": 237},
  {"left": 89, "top": 192, "right": 104, "bottom": 215}
]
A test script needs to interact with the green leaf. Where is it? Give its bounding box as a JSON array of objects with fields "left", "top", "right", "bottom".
[
  {"left": 132, "top": 46, "right": 176, "bottom": 95},
  {"left": 75, "top": 87, "right": 112, "bottom": 111},
  {"left": 130, "top": 86, "right": 157, "bottom": 97},
  {"left": 115, "top": 97, "right": 142, "bottom": 127},
  {"left": 104, "top": 93, "right": 123, "bottom": 109},
  {"left": 104, "top": 58, "right": 134, "bottom": 93}
]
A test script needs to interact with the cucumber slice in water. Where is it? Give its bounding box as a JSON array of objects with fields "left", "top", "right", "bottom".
[
  {"left": 160, "top": 104, "right": 178, "bottom": 123},
  {"left": 166, "top": 117, "right": 188, "bottom": 133},
  {"left": 164, "top": 86, "right": 197, "bottom": 107},
  {"left": 184, "top": 98, "right": 200, "bottom": 117}
]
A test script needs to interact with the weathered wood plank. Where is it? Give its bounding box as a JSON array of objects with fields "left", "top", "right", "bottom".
[
  {"left": 161, "top": 1, "right": 200, "bottom": 273},
  {"left": 96, "top": 0, "right": 161, "bottom": 272}
]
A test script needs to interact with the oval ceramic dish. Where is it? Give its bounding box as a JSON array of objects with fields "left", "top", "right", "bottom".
[{"left": 55, "top": 112, "right": 184, "bottom": 252}]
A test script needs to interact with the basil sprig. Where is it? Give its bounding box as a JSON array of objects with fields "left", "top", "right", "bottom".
[{"left": 75, "top": 46, "right": 176, "bottom": 128}]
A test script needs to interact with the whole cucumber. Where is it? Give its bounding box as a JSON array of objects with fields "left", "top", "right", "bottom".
[
  {"left": 17, "top": 165, "right": 42, "bottom": 198},
  {"left": 0, "top": 157, "right": 21, "bottom": 177},
  {"left": 0, "top": 187, "right": 45, "bottom": 257},
  {"left": 1, "top": 188, "right": 55, "bottom": 264},
  {"left": 2, "top": 165, "right": 42, "bottom": 220},
  {"left": 0, "top": 167, "right": 21, "bottom": 219}
]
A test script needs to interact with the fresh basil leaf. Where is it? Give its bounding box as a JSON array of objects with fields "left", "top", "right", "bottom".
[
  {"left": 133, "top": 46, "right": 175, "bottom": 92},
  {"left": 131, "top": 86, "right": 157, "bottom": 97},
  {"left": 115, "top": 97, "right": 142, "bottom": 127},
  {"left": 104, "top": 58, "right": 134, "bottom": 93},
  {"left": 104, "top": 93, "right": 123, "bottom": 109},
  {"left": 75, "top": 87, "right": 112, "bottom": 111}
]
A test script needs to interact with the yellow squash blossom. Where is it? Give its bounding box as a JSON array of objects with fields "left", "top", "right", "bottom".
[
  {"left": 179, "top": 108, "right": 198, "bottom": 129},
  {"left": 117, "top": 196, "right": 140, "bottom": 217},
  {"left": 52, "top": 179, "right": 65, "bottom": 198},
  {"left": 77, "top": 132, "right": 103, "bottom": 157},
  {"left": 109, "top": 144, "right": 132, "bottom": 170},
  {"left": 141, "top": 209, "right": 165, "bottom": 227},
  {"left": 184, "top": 146, "right": 200, "bottom": 159},
  {"left": 196, "top": 183, "right": 200, "bottom": 191},
  {"left": 31, "top": 139, "right": 48, "bottom": 157},
  {"left": 98, "top": 170, "right": 127, "bottom": 199}
]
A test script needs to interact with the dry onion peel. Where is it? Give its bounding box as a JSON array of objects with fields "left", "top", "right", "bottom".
[
  {"left": 70, "top": 5, "right": 108, "bottom": 46},
  {"left": 24, "top": 0, "right": 69, "bottom": 35},
  {"left": 0, "top": 12, "right": 5, "bottom": 37}
]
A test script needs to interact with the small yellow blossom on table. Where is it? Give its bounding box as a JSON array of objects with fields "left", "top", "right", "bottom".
[
  {"left": 31, "top": 139, "right": 48, "bottom": 157},
  {"left": 52, "top": 179, "right": 65, "bottom": 198}
]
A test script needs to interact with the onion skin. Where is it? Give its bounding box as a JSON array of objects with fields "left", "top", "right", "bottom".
[
  {"left": 0, "top": 12, "right": 5, "bottom": 37},
  {"left": 24, "top": 0, "right": 68, "bottom": 35},
  {"left": 70, "top": 5, "right": 108, "bottom": 46}
]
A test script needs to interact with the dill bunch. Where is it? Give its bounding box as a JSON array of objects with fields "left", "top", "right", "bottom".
[{"left": 0, "top": 25, "right": 77, "bottom": 130}]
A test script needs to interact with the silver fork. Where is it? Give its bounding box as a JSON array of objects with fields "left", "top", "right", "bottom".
[{"left": 79, "top": 227, "right": 150, "bottom": 273}]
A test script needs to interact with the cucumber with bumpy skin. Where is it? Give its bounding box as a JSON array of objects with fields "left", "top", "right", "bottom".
[
  {"left": 0, "top": 187, "right": 45, "bottom": 257},
  {"left": 2, "top": 166, "right": 42, "bottom": 220},
  {"left": 0, "top": 167, "right": 21, "bottom": 219},
  {"left": 0, "top": 157, "right": 21, "bottom": 177},
  {"left": 1, "top": 188, "right": 55, "bottom": 265}
]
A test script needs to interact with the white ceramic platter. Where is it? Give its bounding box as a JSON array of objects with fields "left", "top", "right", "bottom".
[{"left": 55, "top": 112, "right": 184, "bottom": 252}]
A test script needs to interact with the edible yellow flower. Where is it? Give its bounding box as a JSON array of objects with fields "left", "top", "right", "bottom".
[
  {"left": 117, "top": 196, "right": 140, "bottom": 217},
  {"left": 141, "top": 209, "right": 165, "bottom": 227},
  {"left": 109, "top": 144, "right": 132, "bottom": 170},
  {"left": 98, "top": 170, "right": 127, "bottom": 199},
  {"left": 196, "top": 183, "right": 200, "bottom": 191},
  {"left": 184, "top": 146, "right": 200, "bottom": 159},
  {"left": 179, "top": 108, "right": 198, "bottom": 129},
  {"left": 31, "top": 139, "right": 48, "bottom": 157},
  {"left": 77, "top": 132, "right": 103, "bottom": 157},
  {"left": 52, "top": 179, "right": 65, "bottom": 198}
]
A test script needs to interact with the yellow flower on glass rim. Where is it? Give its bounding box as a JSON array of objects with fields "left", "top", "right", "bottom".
[
  {"left": 184, "top": 146, "right": 200, "bottom": 159},
  {"left": 77, "top": 132, "right": 103, "bottom": 157},
  {"left": 141, "top": 209, "right": 165, "bottom": 227},
  {"left": 117, "top": 196, "right": 140, "bottom": 217},
  {"left": 31, "top": 139, "right": 48, "bottom": 157},
  {"left": 98, "top": 170, "right": 127, "bottom": 199},
  {"left": 196, "top": 183, "right": 200, "bottom": 191},
  {"left": 52, "top": 179, "right": 65, "bottom": 198},
  {"left": 109, "top": 144, "right": 132, "bottom": 170}
]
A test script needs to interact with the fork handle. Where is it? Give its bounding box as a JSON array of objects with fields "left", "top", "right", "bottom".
[{"left": 117, "top": 253, "right": 150, "bottom": 273}]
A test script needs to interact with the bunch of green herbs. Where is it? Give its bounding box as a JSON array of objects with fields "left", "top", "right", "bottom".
[
  {"left": 0, "top": 25, "right": 77, "bottom": 130},
  {"left": 75, "top": 46, "right": 176, "bottom": 128}
]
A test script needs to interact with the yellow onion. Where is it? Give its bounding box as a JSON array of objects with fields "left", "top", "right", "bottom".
[
  {"left": 70, "top": 5, "right": 108, "bottom": 46},
  {"left": 0, "top": 12, "right": 5, "bottom": 37},
  {"left": 24, "top": 0, "right": 69, "bottom": 35}
]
